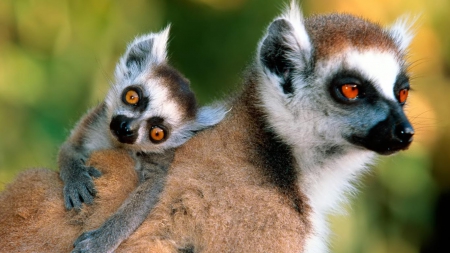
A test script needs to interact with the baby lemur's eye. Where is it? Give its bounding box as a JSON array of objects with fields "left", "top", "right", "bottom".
[
  {"left": 149, "top": 126, "right": 166, "bottom": 143},
  {"left": 122, "top": 88, "right": 141, "bottom": 106},
  {"left": 398, "top": 88, "right": 409, "bottom": 104},
  {"left": 341, "top": 84, "right": 359, "bottom": 100},
  {"left": 125, "top": 90, "right": 139, "bottom": 105}
]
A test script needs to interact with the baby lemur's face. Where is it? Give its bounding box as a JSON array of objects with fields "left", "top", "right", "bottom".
[
  {"left": 103, "top": 27, "right": 203, "bottom": 153},
  {"left": 108, "top": 64, "right": 197, "bottom": 153}
]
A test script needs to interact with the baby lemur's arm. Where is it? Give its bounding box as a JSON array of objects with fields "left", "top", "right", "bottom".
[
  {"left": 72, "top": 151, "right": 174, "bottom": 253},
  {"left": 59, "top": 103, "right": 109, "bottom": 210}
]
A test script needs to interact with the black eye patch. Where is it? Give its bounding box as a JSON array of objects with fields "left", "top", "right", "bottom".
[
  {"left": 328, "top": 70, "right": 379, "bottom": 105},
  {"left": 121, "top": 86, "right": 149, "bottom": 113},
  {"left": 146, "top": 116, "right": 170, "bottom": 143},
  {"left": 393, "top": 73, "right": 411, "bottom": 104}
]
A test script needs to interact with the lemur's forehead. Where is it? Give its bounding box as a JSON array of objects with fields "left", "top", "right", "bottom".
[
  {"left": 306, "top": 14, "right": 400, "bottom": 59},
  {"left": 315, "top": 48, "right": 404, "bottom": 101},
  {"left": 142, "top": 78, "right": 183, "bottom": 125},
  {"left": 151, "top": 65, "right": 197, "bottom": 120},
  {"left": 344, "top": 49, "right": 401, "bottom": 100}
]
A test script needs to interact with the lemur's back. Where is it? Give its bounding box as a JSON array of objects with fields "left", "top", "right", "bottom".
[{"left": 117, "top": 84, "right": 308, "bottom": 252}]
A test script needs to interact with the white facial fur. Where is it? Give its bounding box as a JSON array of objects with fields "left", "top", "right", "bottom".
[{"left": 345, "top": 50, "right": 401, "bottom": 101}]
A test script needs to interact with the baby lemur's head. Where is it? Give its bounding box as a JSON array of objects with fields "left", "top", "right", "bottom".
[
  {"left": 257, "top": 3, "right": 415, "bottom": 158},
  {"left": 105, "top": 27, "right": 224, "bottom": 153}
]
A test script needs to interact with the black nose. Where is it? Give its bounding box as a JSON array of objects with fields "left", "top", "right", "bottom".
[
  {"left": 395, "top": 122, "right": 415, "bottom": 144},
  {"left": 350, "top": 106, "right": 414, "bottom": 155},
  {"left": 110, "top": 115, "right": 137, "bottom": 144}
]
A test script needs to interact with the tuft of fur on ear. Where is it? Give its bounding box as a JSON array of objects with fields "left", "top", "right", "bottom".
[
  {"left": 387, "top": 15, "right": 418, "bottom": 53},
  {"left": 279, "top": 1, "right": 312, "bottom": 56},
  {"left": 258, "top": 1, "right": 312, "bottom": 94},
  {"left": 114, "top": 25, "right": 171, "bottom": 82}
]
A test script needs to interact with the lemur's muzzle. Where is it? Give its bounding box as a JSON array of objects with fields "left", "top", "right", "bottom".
[
  {"left": 110, "top": 115, "right": 138, "bottom": 144},
  {"left": 353, "top": 107, "right": 414, "bottom": 155}
]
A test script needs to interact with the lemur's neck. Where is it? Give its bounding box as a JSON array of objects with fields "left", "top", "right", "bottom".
[
  {"left": 232, "top": 70, "right": 308, "bottom": 217},
  {"left": 242, "top": 68, "right": 375, "bottom": 213}
]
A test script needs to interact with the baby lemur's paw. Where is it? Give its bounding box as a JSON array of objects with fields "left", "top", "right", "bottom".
[
  {"left": 72, "top": 227, "right": 117, "bottom": 253},
  {"left": 63, "top": 166, "right": 102, "bottom": 210}
]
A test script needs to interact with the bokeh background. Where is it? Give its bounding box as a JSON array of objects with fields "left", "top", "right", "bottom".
[{"left": 0, "top": 0, "right": 448, "bottom": 252}]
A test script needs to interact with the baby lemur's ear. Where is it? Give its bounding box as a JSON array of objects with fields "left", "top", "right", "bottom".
[
  {"left": 115, "top": 25, "right": 170, "bottom": 82},
  {"left": 258, "top": 2, "right": 312, "bottom": 94},
  {"left": 194, "top": 104, "right": 229, "bottom": 130},
  {"left": 164, "top": 104, "right": 229, "bottom": 149}
]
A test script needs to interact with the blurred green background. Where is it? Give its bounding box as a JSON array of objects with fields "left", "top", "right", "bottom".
[{"left": 0, "top": 0, "right": 449, "bottom": 252}]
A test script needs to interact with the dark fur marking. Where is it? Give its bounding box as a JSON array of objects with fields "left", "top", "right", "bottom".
[
  {"left": 77, "top": 102, "right": 107, "bottom": 147},
  {"left": 282, "top": 73, "right": 294, "bottom": 94},
  {"left": 154, "top": 64, "right": 198, "bottom": 120},
  {"left": 126, "top": 39, "right": 154, "bottom": 70},
  {"left": 240, "top": 72, "right": 305, "bottom": 214},
  {"left": 394, "top": 72, "right": 410, "bottom": 104},
  {"left": 121, "top": 86, "right": 149, "bottom": 113},
  {"left": 257, "top": 127, "right": 303, "bottom": 213},
  {"left": 260, "top": 19, "right": 296, "bottom": 95},
  {"left": 135, "top": 96, "right": 150, "bottom": 113},
  {"left": 178, "top": 245, "right": 195, "bottom": 253},
  {"left": 314, "top": 145, "right": 343, "bottom": 160},
  {"left": 327, "top": 69, "right": 381, "bottom": 106},
  {"left": 146, "top": 116, "right": 170, "bottom": 143}
]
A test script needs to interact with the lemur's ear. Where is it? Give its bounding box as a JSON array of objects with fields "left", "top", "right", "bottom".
[
  {"left": 115, "top": 25, "right": 170, "bottom": 81},
  {"left": 164, "top": 104, "right": 229, "bottom": 149},
  {"left": 259, "top": 2, "right": 312, "bottom": 94},
  {"left": 387, "top": 15, "right": 417, "bottom": 53},
  {"left": 194, "top": 104, "right": 228, "bottom": 130}
]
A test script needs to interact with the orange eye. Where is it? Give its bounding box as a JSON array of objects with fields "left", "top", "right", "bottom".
[
  {"left": 341, "top": 84, "right": 359, "bottom": 100},
  {"left": 398, "top": 88, "right": 409, "bottom": 104},
  {"left": 125, "top": 90, "right": 140, "bottom": 105},
  {"left": 150, "top": 126, "right": 165, "bottom": 143}
]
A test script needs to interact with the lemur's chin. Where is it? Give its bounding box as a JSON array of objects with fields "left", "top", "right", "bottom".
[
  {"left": 114, "top": 134, "right": 137, "bottom": 144},
  {"left": 373, "top": 142, "right": 413, "bottom": 155},
  {"left": 350, "top": 135, "right": 413, "bottom": 155}
]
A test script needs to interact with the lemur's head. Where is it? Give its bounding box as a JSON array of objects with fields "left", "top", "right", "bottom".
[
  {"left": 105, "top": 27, "right": 225, "bottom": 153},
  {"left": 257, "top": 2, "right": 415, "bottom": 156}
]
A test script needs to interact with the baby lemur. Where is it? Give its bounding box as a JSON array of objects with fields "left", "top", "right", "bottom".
[{"left": 58, "top": 27, "right": 226, "bottom": 252}]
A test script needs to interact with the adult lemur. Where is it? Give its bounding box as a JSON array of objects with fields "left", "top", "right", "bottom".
[
  {"left": 58, "top": 27, "right": 226, "bottom": 252},
  {"left": 0, "top": 2, "right": 415, "bottom": 252}
]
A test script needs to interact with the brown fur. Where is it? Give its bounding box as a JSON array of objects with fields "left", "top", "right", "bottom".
[
  {"left": 69, "top": 103, "right": 106, "bottom": 146},
  {"left": 0, "top": 150, "right": 138, "bottom": 252},
  {"left": 305, "top": 14, "right": 400, "bottom": 59},
  {"left": 153, "top": 64, "right": 197, "bottom": 121},
  {"left": 0, "top": 79, "right": 310, "bottom": 252}
]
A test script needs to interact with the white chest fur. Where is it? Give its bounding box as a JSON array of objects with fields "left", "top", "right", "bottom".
[{"left": 299, "top": 150, "right": 375, "bottom": 253}]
